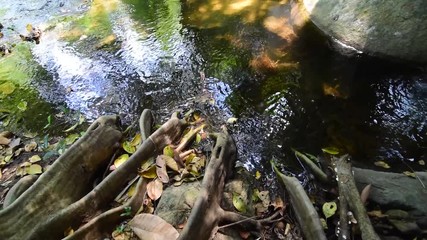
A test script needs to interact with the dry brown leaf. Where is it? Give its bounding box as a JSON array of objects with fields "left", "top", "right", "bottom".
[
  {"left": 147, "top": 178, "right": 163, "bottom": 201},
  {"left": 24, "top": 141, "right": 37, "bottom": 152},
  {"left": 0, "top": 136, "right": 11, "bottom": 145},
  {"left": 129, "top": 213, "right": 179, "bottom": 240},
  {"left": 156, "top": 156, "right": 169, "bottom": 183},
  {"left": 360, "top": 184, "right": 371, "bottom": 205}
]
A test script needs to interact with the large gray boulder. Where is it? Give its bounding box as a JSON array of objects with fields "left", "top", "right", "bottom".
[
  {"left": 301, "top": 0, "right": 427, "bottom": 63},
  {"left": 353, "top": 168, "right": 427, "bottom": 215}
]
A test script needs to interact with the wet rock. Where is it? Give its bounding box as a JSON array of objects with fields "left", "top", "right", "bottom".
[
  {"left": 300, "top": 0, "right": 427, "bottom": 63},
  {"left": 20, "top": 27, "right": 42, "bottom": 44},
  {"left": 416, "top": 216, "right": 427, "bottom": 230},
  {"left": 386, "top": 210, "right": 421, "bottom": 236},
  {"left": 353, "top": 168, "right": 427, "bottom": 215}
]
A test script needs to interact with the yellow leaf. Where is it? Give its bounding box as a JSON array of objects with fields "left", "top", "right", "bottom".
[
  {"left": 26, "top": 24, "right": 33, "bottom": 32},
  {"left": 65, "top": 133, "right": 80, "bottom": 145},
  {"left": 29, "top": 155, "right": 41, "bottom": 163},
  {"left": 26, "top": 164, "right": 43, "bottom": 175},
  {"left": 130, "top": 133, "right": 142, "bottom": 147},
  {"left": 322, "top": 202, "right": 337, "bottom": 219},
  {"left": 195, "top": 133, "right": 202, "bottom": 144},
  {"left": 163, "top": 145, "right": 174, "bottom": 158},
  {"left": 160, "top": 155, "right": 179, "bottom": 172},
  {"left": 64, "top": 227, "right": 74, "bottom": 237},
  {"left": 139, "top": 164, "right": 157, "bottom": 179},
  {"left": 127, "top": 184, "right": 136, "bottom": 197},
  {"left": 122, "top": 141, "right": 135, "bottom": 154},
  {"left": 403, "top": 171, "right": 416, "bottom": 178},
  {"left": 374, "top": 161, "right": 390, "bottom": 169},
  {"left": 255, "top": 170, "right": 261, "bottom": 180},
  {"left": 16, "top": 166, "right": 26, "bottom": 176},
  {"left": 232, "top": 193, "right": 247, "bottom": 213},
  {"left": 321, "top": 147, "right": 339, "bottom": 155},
  {"left": 114, "top": 154, "right": 129, "bottom": 169},
  {"left": 24, "top": 141, "right": 37, "bottom": 151},
  {"left": 418, "top": 160, "right": 425, "bottom": 166}
]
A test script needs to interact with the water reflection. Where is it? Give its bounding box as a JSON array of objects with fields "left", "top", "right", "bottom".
[{"left": 1, "top": 0, "right": 425, "bottom": 174}]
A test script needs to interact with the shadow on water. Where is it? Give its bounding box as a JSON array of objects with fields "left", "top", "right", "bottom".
[{"left": 0, "top": 0, "right": 425, "bottom": 176}]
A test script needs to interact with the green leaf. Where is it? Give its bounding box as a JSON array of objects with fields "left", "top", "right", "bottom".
[
  {"left": 122, "top": 141, "right": 136, "bottom": 154},
  {"left": 113, "top": 154, "right": 129, "bottom": 169},
  {"left": 232, "top": 193, "right": 247, "bottom": 213},
  {"left": 43, "top": 115, "right": 52, "bottom": 129},
  {"left": 26, "top": 164, "right": 43, "bottom": 175},
  {"left": 29, "top": 155, "right": 41, "bottom": 163},
  {"left": 163, "top": 145, "right": 174, "bottom": 158},
  {"left": 17, "top": 101, "right": 27, "bottom": 111},
  {"left": 0, "top": 82, "right": 16, "bottom": 95},
  {"left": 321, "top": 147, "right": 340, "bottom": 155},
  {"left": 322, "top": 202, "right": 337, "bottom": 219},
  {"left": 65, "top": 133, "right": 80, "bottom": 145},
  {"left": 130, "top": 133, "right": 141, "bottom": 147}
]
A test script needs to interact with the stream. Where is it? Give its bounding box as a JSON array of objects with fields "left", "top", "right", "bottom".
[{"left": 0, "top": 0, "right": 426, "bottom": 179}]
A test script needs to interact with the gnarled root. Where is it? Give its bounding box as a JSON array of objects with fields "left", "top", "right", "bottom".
[{"left": 0, "top": 110, "right": 187, "bottom": 240}]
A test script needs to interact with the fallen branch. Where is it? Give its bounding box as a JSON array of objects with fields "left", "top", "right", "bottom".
[{"left": 335, "top": 155, "right": 380, "bottom": 240}]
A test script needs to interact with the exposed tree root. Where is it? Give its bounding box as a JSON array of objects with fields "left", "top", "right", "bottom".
[
  {"left": 273, "top": 163, "right": 327, "bottom": 240},
  {"left": 0, "top": 110, "right": 187, "bottom": 240},
  {"left": 177, "top": 130, "right": 272, "bottom": 240}
]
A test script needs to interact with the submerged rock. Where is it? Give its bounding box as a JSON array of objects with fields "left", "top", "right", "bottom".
[{"left": 300, "top": 0, "right": 427, "bottom": 63}]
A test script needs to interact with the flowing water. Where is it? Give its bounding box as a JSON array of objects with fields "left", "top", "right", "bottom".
[{"left": 0, "top": 0, "right": 426, "bottom": 176}]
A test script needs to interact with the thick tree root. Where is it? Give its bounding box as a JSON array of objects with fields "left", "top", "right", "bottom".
[
  {"left": 0, "top": 110, "right": 187, "bottom": 240},
  {"left": 273, "top": 163, "right": 327, "bottom": 240}
]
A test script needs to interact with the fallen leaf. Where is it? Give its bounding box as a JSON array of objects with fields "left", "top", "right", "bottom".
[
  {"left": 64, "top": 227, "right": 74, "bottom": 237},
  {"left": 255, "top": 170, "right": 261, "bottom": 180},
  {"left": 147, "top": 178, "right": 163, "bottom": 201},
  {"left": 114, "top": 154, "right": 129, "bottom": 169},
  {"left": 195, "top": 133, "right": 202, "bottom": 144},
  {"left": 26, "top": 24, "right": 33, "bottom": 32},
  {"left": 129, "top": 213, "right": 179, "bottom": 240},
  {"left": 163, "top": 145, "right": 174, "bottom": 157},
  {"left": 161, "top": 155, "right": 179, "bottom": 172},
  {"left": 374, "top": 161, "right": 390, "bottom": 169},
  {"left": 139, "top": 164, "right": 157, "bottom": 179},
  {"left": 232, "top": 193, "right": 247, "bottom": 213},
  {"left": 29, "top": 155, "right": 41, "bottom": 163},
  {"left": 65, "top": 134, "right": 80, "bottom": 145},
  {"left": 320, "top": 218, "right": 328, "bottom": 229},
  {"left": 122, "top": 141, "right": 136, "bottom": 154},
  {"left": 403, "top": 171, "right": 416, "bottom": 178},
  {"left": 156, "top": 155, "right": 169, "bottom": 183},
  {"left": 127, "top": 184, "right": 136, "bottom": 197},
  {"left": 419, "top": 160, "right": 425, "bottom": 166},
  {"left": 322, "top": 202, "right": 337, "bottom": 219},
  {"left": 321, "top": 147, "right": 339, "bottom": 155},
  {"left": 24, "top": 141, "right": 37, "bottom": 151},
  {"left": 0, "top": 136, "right": 11, "bottom": 145},
  {"left": 130, "top": 133, "right": 141, "bottom": 147},
  {"left": 26, "top": 164, "right": 42, "bottom": 175},
  {"left": 360, "top": 184, "right": 371, "bottom": 205}
]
